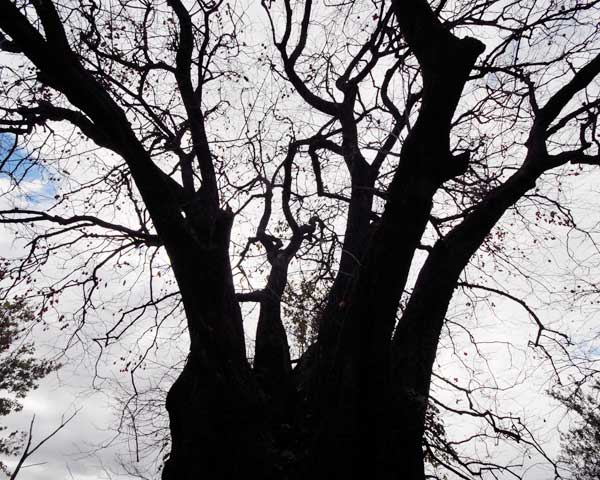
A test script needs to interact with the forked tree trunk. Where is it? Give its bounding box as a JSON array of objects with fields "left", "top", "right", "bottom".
[
  {"left": 160, "top": 8, "right": 485, "bottom": 480},
  {"left": 160, "top": 210, "right": 277, "bottom": 479}
]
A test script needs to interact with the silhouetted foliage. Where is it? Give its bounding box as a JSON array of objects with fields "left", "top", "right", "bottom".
[
  {"left": 553, "top": 380, "right": 600, "bottom": 480},
  {"left": 0, "top": 298, "right": 58, "bottom": 474}
]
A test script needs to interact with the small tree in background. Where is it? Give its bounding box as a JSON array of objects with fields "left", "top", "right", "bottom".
[
  {"left": 553, "top": 380, "right": 600, "bottom": 480},
  {"left": 0, "top": 297, "right": 59, "bottom": 474}
]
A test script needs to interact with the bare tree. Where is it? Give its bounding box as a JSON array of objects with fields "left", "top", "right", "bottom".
[{"left": 0, "top": 0, "right": 599, "bottom": 478}]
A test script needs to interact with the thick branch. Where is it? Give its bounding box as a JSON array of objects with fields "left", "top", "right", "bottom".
[
  {"left": 537, "top": 53, "right": 600, "bottom": 129},
  {"left": 388, "top": 51, "right": 600, "bottom": 477},
  {"left": 0, "top": 209, "right": 161, "bottom": 246},
  {"left": 312, "top": 1, "right": 485, "bottom": 475},
  {"left": 269, "top": 0, "right": 339, "bottom": 116}
]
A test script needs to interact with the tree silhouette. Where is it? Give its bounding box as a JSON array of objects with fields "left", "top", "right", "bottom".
[{"left": 0, "top": 0, "right": 599, "bottom": 478}]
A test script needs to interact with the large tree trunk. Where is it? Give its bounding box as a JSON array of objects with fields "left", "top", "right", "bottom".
[
  {"left": 161, "top": 209, "right": 276, "bottom": 479},
  {"left": 162, "top": 351, "right": 274, "bottom": 479}
]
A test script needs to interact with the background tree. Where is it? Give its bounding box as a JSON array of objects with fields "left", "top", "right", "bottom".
[
  {"left": 0, "top": 297, "right": 60, "bottom": 474},
  {"left": 552, "top": 378, "right": 600, "bottom": 480},
  {"left": 0, "top": 0, "right": 599, "bottom": 479}
]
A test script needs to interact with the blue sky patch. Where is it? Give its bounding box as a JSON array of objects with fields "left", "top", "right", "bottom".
[{"left": 0, "top": 133, "right": 56, "bottom": 201}]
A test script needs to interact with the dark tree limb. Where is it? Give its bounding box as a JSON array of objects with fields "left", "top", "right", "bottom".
[
  {"left": 310, "top": 1, "right": 485, "bottom": 477},
  {"left": 389, "top": 49, "right": 600, "bottom": 480}
]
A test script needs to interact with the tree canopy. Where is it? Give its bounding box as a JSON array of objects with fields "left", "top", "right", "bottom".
[{"left": 0, "top": 0, "right": 599, "bottom": 478}]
